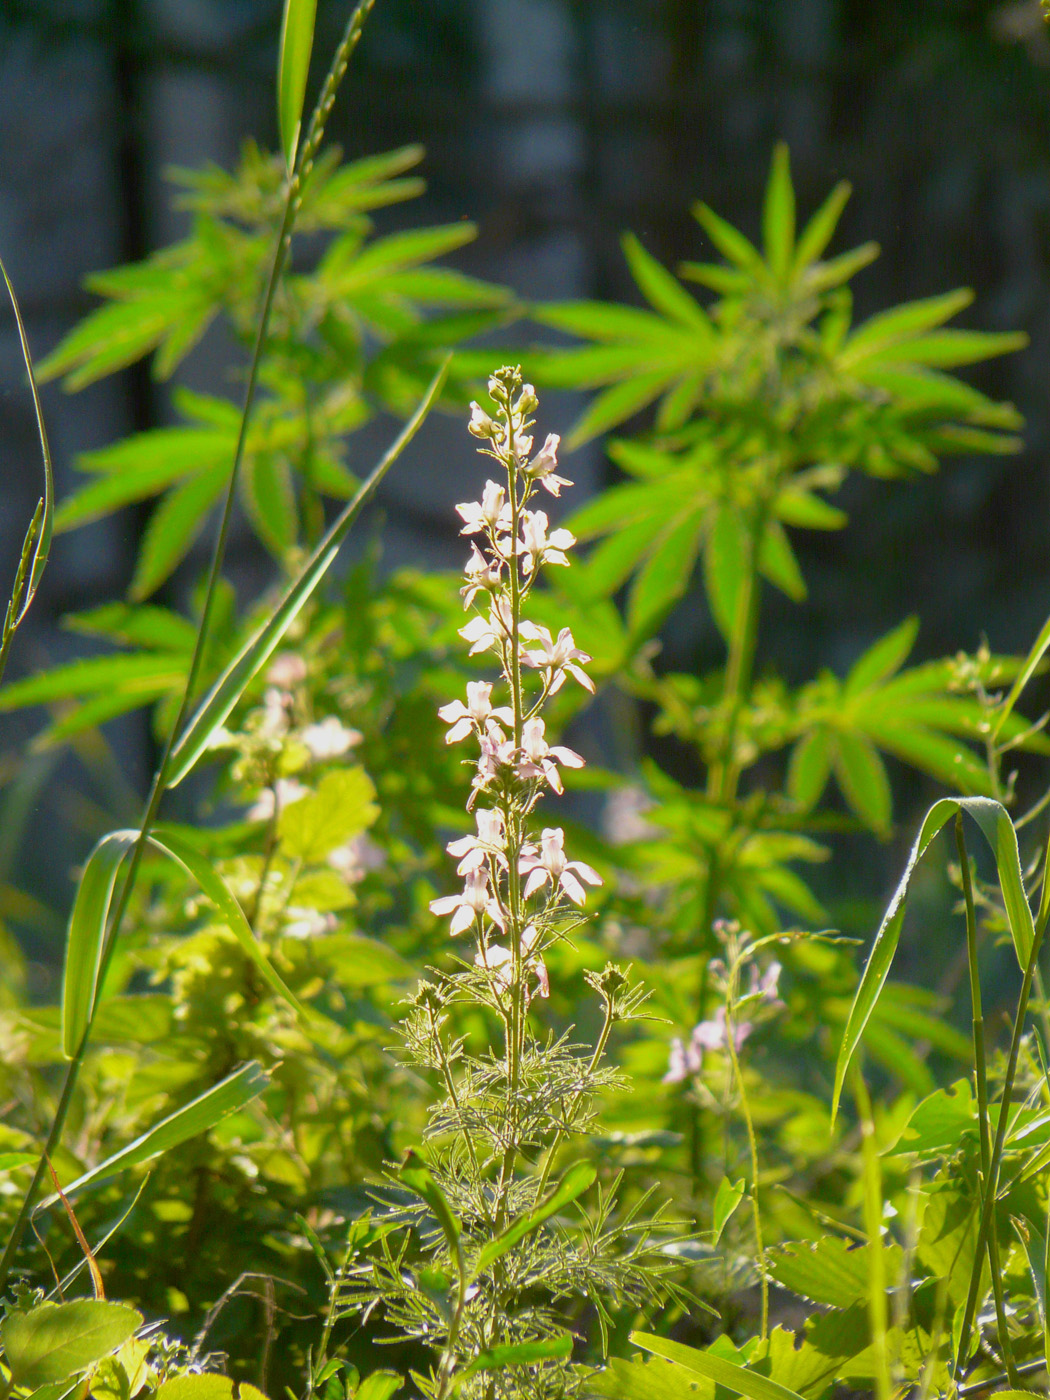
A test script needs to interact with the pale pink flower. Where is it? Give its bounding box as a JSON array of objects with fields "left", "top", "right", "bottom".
[
  {"left": 246, "top": 777, "right": 309, "bottom": 822},
  {"left": 467, "top": 401, "right": 497, "bottom": 439},
  {"left": 259, "top": 686, "right": 292, "bottom": 737},
  {"left": 663, "top": 1036, "right": 702, "bottom": 1084},
  {"left": 519, "top": 623, "right": 594, "bottom": 694},
  {"left": 459, "top": 597, "right": 515, "bottom": 656},
  {"left": 266, "top": 652, "right": 308, "bottom": 687},
  {"left": 283, "top": 907, "right": 336, "bottom": 940},
  {"left": 301, "top": 715, "right": 362, "bottom": 760},
  {"left": 328, "top": 833, "right": 385, "bottom": 883},
  {"left": 447, "top": 808, "right": 508, "bottom": 875},
  {"left": 516, "top": 717, "right": 584, "bottom": 795},
  {"left": 438, "top": 681, "right": 515, "bottom": 745},
  {"left": 429, "top": 869, "right": 504, "bottom": 936},
  {"left": 747, "top": 960, "right": 784, "bottom": 1009},
  {"left": 524, "top": 433, "right": 573, "bottom": 496},
  {"left": 456, "top": 480, "right": 511, "bottom": 536},
  {"left": 460, "top": 544, "right": 502, "bottom": 608},
  {"left": 475, "top": 924, "right": 548, "bottom": 998},
  {"left": 519, "top": 827, "right": 602, "bottom": 906},
  {"left": 691, "top": 1006, "right": 751, "bottom": 1054},
  {"left": 518, "top": 510, "right": 575, "bottom": 575}
]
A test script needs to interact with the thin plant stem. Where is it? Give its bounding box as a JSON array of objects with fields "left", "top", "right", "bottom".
[
  {"left": 534, "top": 998, "right": 615, "bottom": 1197},
  {"left": 724, "top": 998, "right": 767, "bottom": 1340},
  {"left": 852, "top": 1063, "right": 892, "bottom": 1400},
  {"left": 955, "top": 814, "right": 1019, "bottom": 1385},
  {"left": 954, "top": 861, "right": 1049, "bottom": 1378},
  {"left": 0, "top": 0, "right": 375, "bottom": 1297}
]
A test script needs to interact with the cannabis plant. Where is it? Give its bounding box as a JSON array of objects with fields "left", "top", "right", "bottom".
[{"left": 337, "top": 370, "right": 685, "bottom": 1400}]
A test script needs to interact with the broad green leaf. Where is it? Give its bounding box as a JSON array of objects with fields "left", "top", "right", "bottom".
[
  {"left": 166, "top": 359, "right": 447, "bottom": 787},
  {"left": 703, "top": 503, "right": 748, "bottom": 641},
  {"left": 46, "top": 1061, "right": 269, "bottom": 1202},
  {"left": 915, "top": 1177, "right": 983, "bottom": 1309},
  {"left": 767, "top": 1237, "right": 902, "bottom": 1310},
  {"left": 278, "top": 768, "right": 379, "bottom": 862},
  {"left": 461, "top": 1334, "right": 573, "bottom": 1379},
  {"left": 277, "top": 0, "right": 317, "bottom": 168},
  {"left": 321, "top": 934, "right": 412, "bottom": 986},
  {"left": 129, "top": 465, "right": 227, "bottom": 600},
  {"left": 833, "top": 730, "right": 891, "bottom": 833},
  {"left": 844, "top": 617, "right": 919, "bottom": 695},
  {"left": 154, "top": 1379, "right": 268, "bottom": 1400},
  {"left": 0, "top": 1152, "right": 37, "bottom": 1172},
  {"left": 627, "top": 509, "right": 704, "bottom": 636},
  {"left": 582, "top": 1355, "right": 709, "bottom": 1400},
  {"left": 792, "top": 180, "right": 851, "bottom": 272},
  {"left": 2, "top": 1302, "right": 141, "bottom": 1388},
  {"left": 762, "top": 143, "right": 795, "bottom": 283},
  {"left": 711, "top": 1176, "right": 746, "bottom": 1244},
  {"left": 621, "top": 232, "right": 710, "bottom": 331},
  {"left": 475, "top": 1161, "right": 596, "bottom": 1274},
  {"left": 631, "top": 1333, "right": 806, "bottom": 1400},
  {"left": 355, "top": 1376, "right": 403, "bottom": 1400},
  {"left": 786, "top": 728, "right": 833, "bottom": 811},
  {"left": 832, "top": 796, "right": 1035, "bottom": 1119},
  {"left": 148, "top": 829, "right": 309, "bottom": 1018},
  {"left": 62, "top": 831, "right": 138, "bottom": 1058},
  {"left": 532, "top": 300, "right": 679, "bottom": 344}
]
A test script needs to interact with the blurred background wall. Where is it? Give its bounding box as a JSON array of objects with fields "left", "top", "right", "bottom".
[{"left": 2, "top": 0, "right": 1050, "bottom": 959}]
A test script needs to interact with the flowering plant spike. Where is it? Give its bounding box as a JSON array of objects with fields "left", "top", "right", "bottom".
[{"left": 337, "top": 368, "right": 684, "bottom": 1399}]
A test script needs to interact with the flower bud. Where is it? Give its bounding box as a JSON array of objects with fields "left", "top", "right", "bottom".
[{"left": 468, "top": 401, "right": 497, "bottom": 439}]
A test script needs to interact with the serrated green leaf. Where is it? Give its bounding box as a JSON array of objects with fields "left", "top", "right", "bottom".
[
  {"left": 703, "top": 503, "right": 748, "bottom": 641},
  {"left": 787, "top": 728, "right": 833, "bottom": 811},
  {"left": 2, "top": 1302, "right": 142, "bottom": 1388},
  {"left": 129, "top": 466, "right": 227, "bottom": 601},
  {"left": 621, "top": 232, "right": 710, "bottom": 331},
  {"left": 762, "top": 144, "right": 795, "bottom": 283},
  {"left": 241, "top": 451, "right": 299, "bottom": 558},
  {"left": 767, "top": 1237, "right": 902, "bottom": 1309},
  {"left": 278, "top": 768, "right": 378, "bottom": 862},
  {"left": 627, "top": 510, "right": 704, "bottom": 636},
  {"left": 582, "top": 1355, "right": 707, "bottom": 1400},
  {"left": 792, "top": 180, "right": 851, "bottom": 272},
  {"left": 692, "top": 203, "right": 765, "bottom": 275},
  {"left": 774, "top": 489, "right": 847, "bottom": 530},
  {"left": 844, "top": 618, "right": 919, "bottom": 695},
  {"left": 277, "top": 0, "right": 317, "bottom": 168},
  {"left": 566, "top": 372, "right": 676, "bottom": 448},
  {"left": 62, "top": 603, "right": 196, "bottom": 653},
  {"left": 757, "top": 517, "right": 805, "bottom": 601},
  {"left": 833, "top": 730, "right": 891, "bottom": 833}
]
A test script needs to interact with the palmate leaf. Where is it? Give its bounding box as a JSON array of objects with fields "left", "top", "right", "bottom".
[{"left": 129, "top": 463, "right": 228, "bottom": 600}]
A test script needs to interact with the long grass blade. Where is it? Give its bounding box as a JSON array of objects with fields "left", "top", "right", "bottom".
[{"left": 277, "top": 0, "right": 318, "bottom": 170}]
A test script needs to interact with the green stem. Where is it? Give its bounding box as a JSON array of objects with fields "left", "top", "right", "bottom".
[
  {"left": 724, "top": 998, "right": 767, "bottom": 1341},
  {"left": 955, "top": 874, "right": 1048, "bottom": 1378},
  {"left": 535, "top": 998, "right": 615, "bottom": 1198},
  {"left": 434, "top": 1232, "right": 469, "bottom": 1400},
  {"left": 0, "top": 1, "right": 375, "bottom": 1298},
  {"left": 955, "top": 815, "right": 1018, "bottom": 1385}
]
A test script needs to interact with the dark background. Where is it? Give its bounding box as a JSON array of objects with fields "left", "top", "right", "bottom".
[{"left": 2, "top": 0, "right": 1050, "bottom": 959}]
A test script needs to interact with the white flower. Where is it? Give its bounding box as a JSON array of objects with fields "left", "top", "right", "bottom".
[
  {"left": 447, "top": 808, "right": 508, "bottom": 875},
  {"left": 460, "top": 544, "right": 502, "bottom": 609},
  {"left": 438, "top": 681, "right": 514, "bottom": 745},
  {"left": 429, "top": 868, "right": 504, "bottom": 935},
  {"left": 301, "top": 715, "right": 362, "bottom": 760},
  {"left": 456, "top": 480, "right": 511, "bottom": 536},
  {"left": 266, "top": 652, "right": 308, "bottom": 687},
  {"left": 516, "top": 717, "right": 584, "bottom": 795},
  {"left": 524, "top": 433, "right": 573, "bottom": 496},
  {"left": 470, "top": 720, "right": 515, "bottom": 803},
  {"left": 259, "top": 686, "right": 292, "bottom": 737},
  {"left": 246, "top": 777, "right": 309, "bottom": 822},
  {"left": 475, "top": 924, "right": 548, "bottom": 998},
  {"left": 519, "top": 623, "right": 594, "bottom": 694},
  {"left": 518, "top": 827, "right": 602, "bottom": 906},
  {"left": 518, "top": 510, "right": 575, "bottom": 575},
  {"left": 283, "top": 907, "right": 335, "bottom": 940},
  {"left": 459, "top": 597, "right": 514, "bottom": 656}
]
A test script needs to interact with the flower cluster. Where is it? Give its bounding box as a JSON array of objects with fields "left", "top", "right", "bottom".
[{"left": 429, "top": 367, "right": 601, "bottom": 1001}]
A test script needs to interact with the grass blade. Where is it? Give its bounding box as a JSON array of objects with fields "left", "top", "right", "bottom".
[
  {"left": 630, "top": 1333, "right": 806, "bottom": 1400},
  {"left": 62, "top": 832, "right": 138, "bottom": 1059},
  {"left": 166, "top": 357, "right": 448, "bottom": 787},
  {"left": 475, "top": 1161, "right": 595, "bottom": 1274},
  {"left": 277, "top": 0, "right": 318, "bottom": 169}
]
